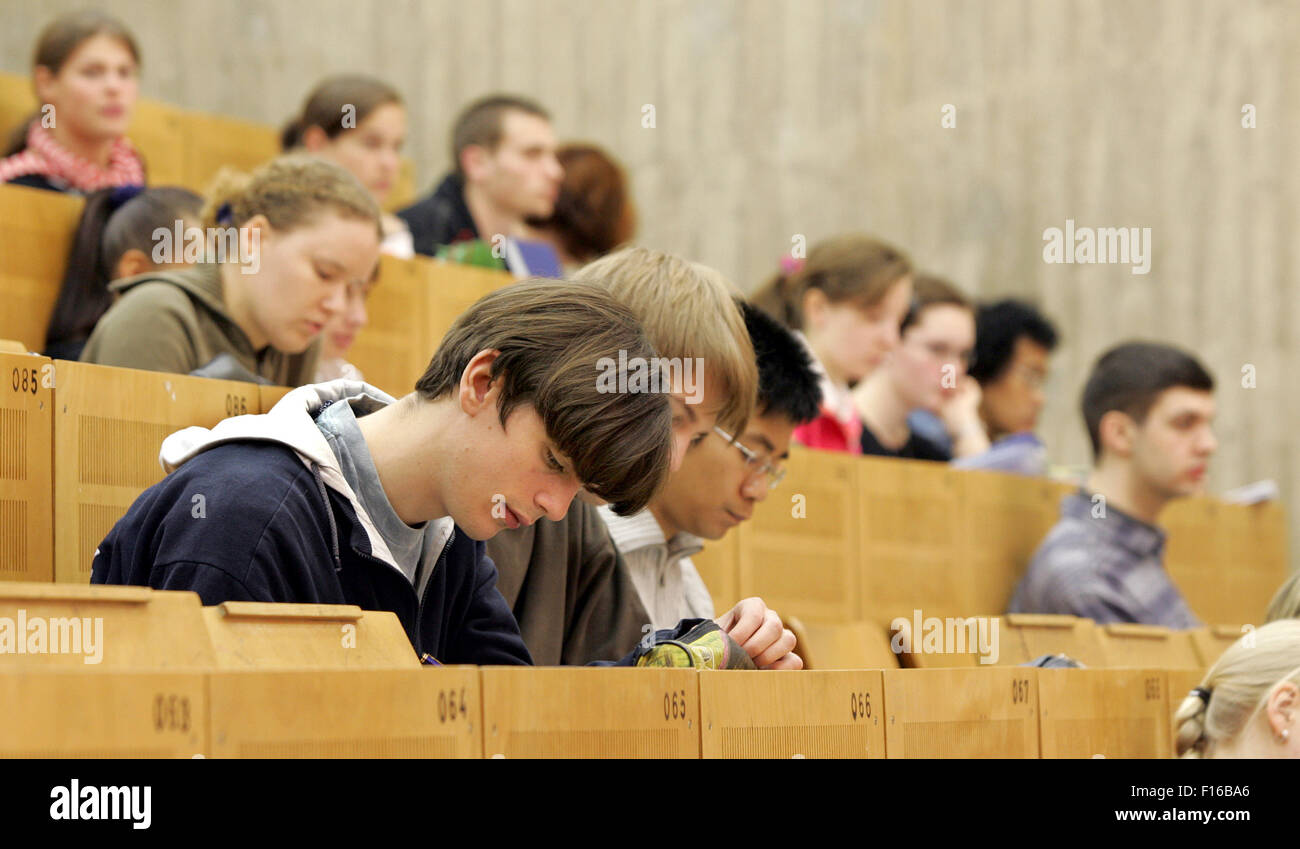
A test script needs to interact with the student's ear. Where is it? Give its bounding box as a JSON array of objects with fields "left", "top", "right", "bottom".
[
  {"left": 240, "top": 213, "right": 270, "bottom": 262},
  {"left": 1267, "top": 681, "right": 1298, "bottom": 738},
  {"left": 801, "top": 287, "right": 829, "bottom": 330},
  {"left": 458, "top": 349, "right": 502, "bottom": 418},
  {"left": 32, "top": 65, "right": 56, "bottom": 106},
  {"left": 300, "top": 125, "right": 330, "bottom": 152},
  {"left": 1097, "top": 409, "right": 1136, "bottom": 458},
  {"left": 461, "top": 144, "right": 490, "bottom": 182},
  {"left": 112, "top": 249, "right": 154, "bottom": 281}
]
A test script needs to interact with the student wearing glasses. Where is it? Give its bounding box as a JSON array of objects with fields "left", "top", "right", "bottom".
[
  {"left": 852, "top": 274, "right": 987, "bottom": 461},
  {"left": 598, "top": 301, "right": 821, "bottom": 668}
]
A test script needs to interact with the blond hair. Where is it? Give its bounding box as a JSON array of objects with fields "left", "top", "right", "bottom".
[
  {"left": 1265, "top": 572, "right": 1300, "bottom": 623},
  {"left": 1174, "top": 620, "right": 1300, "bottom": 758},
  {"left": 751, "top": 233, "right": 912, "bottom": 330},
  {"left": 200, "top": 154, "right": 382, "bottom": 240},
  {"left": 572, "top": 247, "right": 757, "bottom": 434}
]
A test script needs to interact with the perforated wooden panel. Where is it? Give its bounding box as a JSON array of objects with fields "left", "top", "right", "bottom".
[
  {"left": 883, "top": 667, "right": 1039, "bottom": 758},
  {"left": 0, "top": 186, "right": 84, "bottom": 353},
  {"left": 0, "top": 353, "right": 52, "bottom": 581},
  {"left": 1038, "top": 668, "right": 1171, "bottom": 758},
  {"left": 208, "top": 667, "right": 480, "bottom": 759},
  {"left": 52, "top": 361, "right": 259, "bottom": 584},
  {"left": 346, "top": 254, "right": 431, "bottom": 397},
  {"left": 700, "top": 670, "right": 884, "bottom": 758},
  {"left": 0, "top": 669, "right": 207, "bottom": 757},
  {"left": 479, "top": 667, "right": 699, "bottom": 758},
  {"left": 739, "top": 446, "right": 859, "bottom": 622},
  {"left": 0, "top": 583, "right": 216, "bottom": 670}
]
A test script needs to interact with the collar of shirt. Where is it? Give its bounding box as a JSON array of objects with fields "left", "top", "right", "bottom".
[
  {"left": 597, "top": 506, "right": 704, "bottom": 561},
  {"left": 1062, "top": 488, "right": 1166, "bottom": 560}
]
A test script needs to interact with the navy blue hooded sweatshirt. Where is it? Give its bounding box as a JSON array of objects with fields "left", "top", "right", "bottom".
[{"left": 90, "top": 381, "right": 532, "bottom": 666}]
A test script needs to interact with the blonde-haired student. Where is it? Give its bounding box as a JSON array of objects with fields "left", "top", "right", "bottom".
[{"left": 1175, "top": 620, "right": 1300, "bottom": 758}]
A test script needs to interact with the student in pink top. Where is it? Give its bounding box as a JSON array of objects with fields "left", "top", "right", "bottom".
[{"left": 750, "top": 234, "right": 913, "bottom": 453}]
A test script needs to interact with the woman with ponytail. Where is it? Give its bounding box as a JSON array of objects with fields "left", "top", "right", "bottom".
[
  {"left": 1174, "top": 619, "right": 1300, "bottom": 758},
  {"left": 0, "top": 11, "right": 144, "bottom": 194},
  {"left": 750, "top": 234, "right": 913, "bottom": 453},
  {"left": 81, "top": 155, "right": 382, "bottom": 386},
  {"left": 44, "top": 185, "right": 202, "bottom": 360},
  {"left": 282, "top": 75, "right": 410, "bottom": 258}
]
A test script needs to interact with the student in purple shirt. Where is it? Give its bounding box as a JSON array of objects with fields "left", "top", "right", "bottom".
[{"left": 1009, "top": 342, "right": 1217, "bottom": 627}]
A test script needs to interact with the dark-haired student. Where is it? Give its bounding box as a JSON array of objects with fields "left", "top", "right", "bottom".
[
  {"left": 927, "top": 298, "right": 1061, "bottom": 475},
  {"left": 91, "top": 279, "right": 674, "bottom": 665},
  {"left": 1008, "top": 341, "right": 1216, "bottom": 627},
  {"left": 397, "top": 94, "right": 562, "bottom": 257},
  {"left": 81, "top": 155, "right": 380, "bottom": 386},
  {"left": 44, "top": 185, "right": 202, "bottom": 361},
  {"left": 597, "top": 301, "right": 821, "bottom": 668},
  {"left": 0, "top": 11, "right": 144, "bottom": 193},
  {"left": 969, "top": 299, "right": 1058, "bottom": 443}
]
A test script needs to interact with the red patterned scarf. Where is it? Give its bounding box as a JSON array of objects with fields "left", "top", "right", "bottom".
[{"left": 0, "top": 121, "right": 144, "bottom": 192}]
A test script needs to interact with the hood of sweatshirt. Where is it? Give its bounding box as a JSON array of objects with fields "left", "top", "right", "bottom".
[
  {"left": 104, "top": 262, "right": 319, "bottom": 385},
  {"left": 158, "top": 379, "right": 410, "bottom": 570},
  {"left": 110, "top": 261, "right": 234, "bottom": 322}
]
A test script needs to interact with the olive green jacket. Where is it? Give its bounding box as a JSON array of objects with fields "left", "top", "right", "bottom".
[{"left": 80, "top": 262, "right": 318, "bottom": 386}]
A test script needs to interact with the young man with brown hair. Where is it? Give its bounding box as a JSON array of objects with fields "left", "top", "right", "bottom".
[
  {"left": 1008, "top": 341, "right": 1216, "bottom": 627},
  {"left": 489, "top": 248, "right": 801, "bottom": 669},
  {"left": 398, "top": 94, "right": 562, "bottom": 257},
  {"left": 92, "top": 279, "right": 672, "bottom": 665}
]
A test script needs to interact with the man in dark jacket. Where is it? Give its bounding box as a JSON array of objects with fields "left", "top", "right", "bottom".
[
  {"left": 397, "top": 94, "right": 561, "bottom": 258},
  {"left": 91, "top": 279, "right": 673, "bottom": 666}
]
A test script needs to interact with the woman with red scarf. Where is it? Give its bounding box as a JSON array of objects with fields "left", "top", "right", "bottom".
[{"left": 0, "top": 11, "right": 145, "bottom": 195}]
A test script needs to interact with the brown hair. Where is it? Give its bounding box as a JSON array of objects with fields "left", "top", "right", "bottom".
[
  {"left": 200, "top": 154, "right": 382, "bottom": 240},
  {"left": 572, "top": 247, "right": 757, "bottom": 436},
  {"left": 415, "top": 279, "right": 672, "bottom": 515},
  {"left": 281, "top": 75, "right": 404, "bottom": 151},
  {"left": 751, "top": 234, "right": 912, "bottom": 330},
  {"left": 4, "top": 10, "right": 141, "bottom": 156},
  {"left": 451, "top": 94, "right": 550, "bottom": 177},
  {"left": 46, "top": 186, "right": 202, "bottom": 355},
  {"left": 528, "top": 143, "right": 636, "bottom": 262},
  {"left": 900, "top": 273, "right": 972, "bottom": 334}
]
